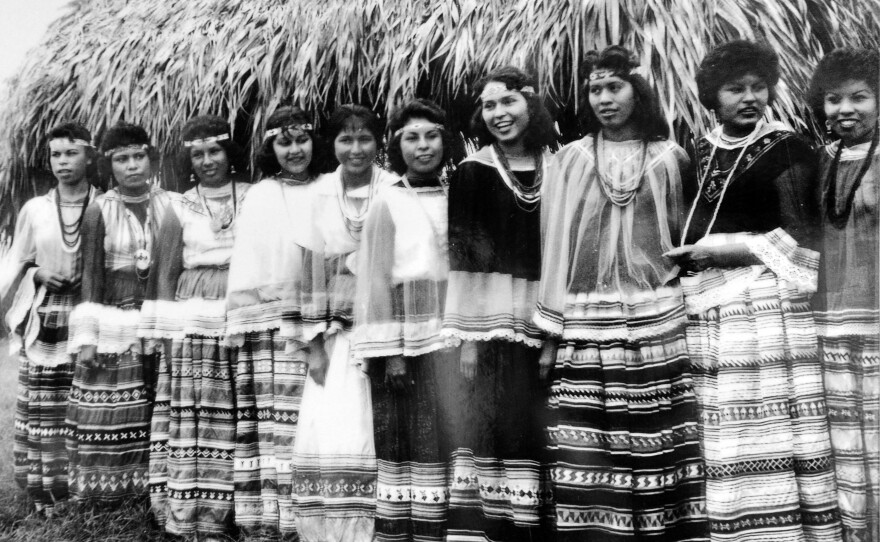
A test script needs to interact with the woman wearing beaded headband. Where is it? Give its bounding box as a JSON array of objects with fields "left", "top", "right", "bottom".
[
  {"left": 138, "top": 115, "right": 250, "bottom": 538},
  {"left": 66, "top": 121, "right": 175, "bottom": 503},
  {"left": 439, "top": 66, "right": 556, "bottom": 540},
  {"left": 350, "top": 98, "right": 455, "bottom": 542},
  {"left": 225, "top": 105, "right": 326, "bottom": 536},
  {"left": 291, "top": 104, "right": 396, "bottom": 542},
  {"left": 665, "top": 40, "right": 841, "bottom": 541},
  {"left": 0, "top": 122, "right": 99, "bottom": 513},
  {"left": 807, "top": 47, "right": 880, "bottom": 542},
  {"left": 535, "top": 45, "right": 707, "bottom": 540}
]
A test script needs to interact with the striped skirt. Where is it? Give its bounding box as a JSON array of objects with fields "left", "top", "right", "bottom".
[
  {"left": 13, "top": 291, "right": 76, "bottom": 512},
  {"left": 66, "top": 347, "right": 155, "bottom": 502},
  {"left": 818, "top": 331, "right": 879, "bottom": 542},
  {"left": 685, "top": 270, "right": 842, "bottom": 541},
  {"left": 368, "top": 351, "right": 453, "bottom": 542},
  {"left": 149, "top": 336, "right": 236, "bottom": 536},
  {"left": 233, "top": 329, "right": 308, "bottom": 536},
  {"left": 548, "top": 293, "right": 708, "bottom": 541}
]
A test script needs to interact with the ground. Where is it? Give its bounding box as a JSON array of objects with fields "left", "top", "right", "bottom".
[{"left": 0, "top": 340, "right": 257, "bottom": 542}]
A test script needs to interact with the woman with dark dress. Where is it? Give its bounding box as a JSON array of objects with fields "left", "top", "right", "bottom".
[
  {"left": 440, "top": 67, "right": 556, "bottom": 541},
  {"left": 66, "top": 122, "right": 175, "bottom": 502},
  {"left": 1, "top": 122, "right": 99, "bottom": 513},
  {"left": 808, "top": 47, "right": 879, "bottom": 542},
  {"left": 351, "top": 98, "right": 455, "bottom": 541},
  {"left": 536, "top": 46, "right": 708, "bottom": 541},
  {"left": 665, "top": 40, "right": 841, "bottom": 542}
]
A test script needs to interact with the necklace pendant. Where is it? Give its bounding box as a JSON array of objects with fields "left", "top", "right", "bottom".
[
  {"left": 210, "top": 216, "right": 223, "bottom": 233},
  {"left": 134, "top": 248, "right": 151, "bottom": 271}
]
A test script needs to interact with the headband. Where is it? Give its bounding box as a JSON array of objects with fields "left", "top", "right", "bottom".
[
  {"left": 479, "top": 81, "right": 536, "bottom": 101},
  {"left": 589, "top": 68, "right": 639, "bottom": 81},
  {"left": 49, "top": 137, "right": 93, "bottom": 148},
  {"left": 393, "top": 123, "right": 445, "bottom": 138},
  {"left": 183, "top": 133, "right": 230, "bottom": 147},
  {"left": 104, "top": 143, "right": 149, "bottom": 157},
  {"left": 264, "top": 123, "right": 314, "bottom": 140}
]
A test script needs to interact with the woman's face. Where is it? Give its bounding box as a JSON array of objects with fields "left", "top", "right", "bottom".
[
  {"left": 49, "top": 138, "right": 91, "bottom": 186},
  {"left": 399, "top": 117, "right": 444, "bottom": 177},
  {"left": 715, "top": 73, "right": 769, "bottom": 134},
  {"left": 110, "top": 146, "right": 152, "bottom": 193},
  {"left": 273, "top": 129, "right": 313, "bottom": 177},
  {"left": 189, "top": 141, "right": 230, "bottom": 188},
  {"left": 480, "top": 82, "right": 530, "bottom": 146},
  {"left": 824, "top": 78, "right": 878, "bottom": 145},
  {"left": 334, "top": 119, "right": 377, "bottom": 177},
  {"left": 588, "top": 73, "right": 637, "bottom": 133}
]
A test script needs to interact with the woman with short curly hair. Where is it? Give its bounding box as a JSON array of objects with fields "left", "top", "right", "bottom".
[
  {"left": 666, "top": 40, "right": 841, "bottom": 541},
  {"left": 808, "top": 47, "right": 880, "bottom": 542},
  {"left": 140, "top": 115, "right": 250, "bottom": 538},
  {"left": 66, "top": 121, "right": 175, "bottom": 503}
]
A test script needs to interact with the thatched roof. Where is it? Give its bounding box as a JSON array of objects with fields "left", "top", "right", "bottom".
[{"left": 1, "top": 0, "right": 877, "bottom": 230}]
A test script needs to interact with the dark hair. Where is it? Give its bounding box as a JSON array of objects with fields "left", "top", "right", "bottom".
[
  {"left": 386, "top": 99, "right": 453, "bottom": 175},
  {"left": 256, "top": 106, "right": 325, "bottom": 177},
  {"left": 323, "top": 104, "right": 384, "bottom": 169},
  {"left": 97, "top": 122, "right": 158, "bottom": 187},
  {"left": 580, "top": 46, "right": 669, "bottom": 140},
  {"left": 46, "top": 121, "right": 99, "bottom": 181},
  {"left": 696, "top": 40, "right": 780, "bottom": 111},
  {"left": 808, "top": 47, "right": 880, "bottom": 125},
  {"left": 176, "top": 115, "right": 247, "bottom": 183},
  {"left": 470, "top": 66, "right": 557, "bottom": 152}
]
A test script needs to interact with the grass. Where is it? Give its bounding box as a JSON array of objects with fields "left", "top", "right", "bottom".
[{"left": 0, "top": 341, "right": 283, "bottom": 542}]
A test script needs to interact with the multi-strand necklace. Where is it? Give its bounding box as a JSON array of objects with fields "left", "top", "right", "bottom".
[
  {"left": 680, "top": 121, "right": 764, "bottom": 245},
  {"left": 593, "top": 133, "right": 648, "bottom": 207},
  {"left": 56, "top": 186, "right": 93, "bottom": 251},
  {"left": 337, "top": 167, "right": 378, "bottom": 239},
  {"left": 196, "top": 182, "right": 237, "bottom": 234},
  {"left": 824, "top": 124, "right": 879, "bottom": 229},
  {"left": 491, "top": 143, "right": 542, "bottom": 212}
]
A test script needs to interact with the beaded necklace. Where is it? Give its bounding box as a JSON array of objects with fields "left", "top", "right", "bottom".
[
  {"left": 593, "top": 133, "right": 648, "bottom": 207},
  {"left": 490, "top": 144, "right": 542, "bottom": 212},
  {"left": 121, "top": 190, "right": 153, "bottom": 280},
  {"left": 337, "top": 167, "right": 379, "bottom": 240},
  {"left": 196, "top": 181, "right": 237, "bottom": 234},
  {"left": 56, "top": 186, "right": 93, "bottom": 251}
]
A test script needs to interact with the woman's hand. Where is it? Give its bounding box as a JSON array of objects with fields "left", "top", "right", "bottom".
[
  {"left": 460, "top": 341, "right": 479, "bottom": 381},
  {"left": 307, "top": 335, "right": 330, "bottom": 386},
  {"left": 539, "top": 340, "right": 558, "bottom": 382},
  {"left": 34, "top": 269, "right": 72, "bottom": 293},
  {"left": 384, "top": 355, "right": 411, "bottom": 393},
  {"left": 664, "top": 243, "right": 758, "bottom": 272},
  {"left": 79, "top": 345, "right": 101, "bottom": 370}
]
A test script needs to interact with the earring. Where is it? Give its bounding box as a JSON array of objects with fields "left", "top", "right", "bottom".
[
  {"left": 230, "top": 165, "right": 237, "bottom": 175},
  {"left": 825, "top": 120, "right": 832, "bottom": 135},
  {"left": 190, "top": 173, "right": 197, "bottom": 183}
]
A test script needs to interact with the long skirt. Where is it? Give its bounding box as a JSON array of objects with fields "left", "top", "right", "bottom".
[
  {"left": 368, "top": 351, "right": 453, "bottom": 542},
  {"left": 233, "top": 328, "right": 308, "bottom": 535},
  {"left": 819, "top": 333, "right": 879, "bottom": 542},
  {"left": 435, "top": 340, "right": 554, "bottom": 542},
  {"left": 293, "top": 331, "right": 377, "bottom": 542},
  {"left": 149, "top": 336, "right": 236, "bottom": 536},
  {"left": 66, "top": 347, "right": 155, "bottom": 502},
  {"left": 13, "top": 291, "right": 76, "bottom": 512},
  {"left": 549, "top": 295, "right": 708, "bottom": 541},
  {"left": 685, "top": 270, "right": 842, "bottom": 541},
  {"left": 14, "top": 358, "right": 75, "bottom": 512}
]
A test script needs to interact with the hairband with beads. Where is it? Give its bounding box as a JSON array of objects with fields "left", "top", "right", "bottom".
[
  {"left": 479, "top": 81, "right": 536, "bottom": 101},
  {"left": 104, "top": 143, "right": 149, "bottom": 157},
  {"left": 393, "top": 123, "right": 445, "bottom": 138},
  {"left": 183, "top": 133, "right": 230, "bottom": 147},
  {"left": 264, "top": 124, "right": 314, "bottom": 140}
]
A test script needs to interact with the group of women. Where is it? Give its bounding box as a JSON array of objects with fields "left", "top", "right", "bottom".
[{"left": 1, "top": 39, "right": 877, "bottom": 542}]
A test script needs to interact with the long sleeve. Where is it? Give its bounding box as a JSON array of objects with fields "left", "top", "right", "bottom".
[
  {"left": 67, "top": 202, "right": 105, "bottom": 352},
  {"left": 139, "top": 209, "right": 186, "bottom": 340},
  {"left": 351, "top": 197, "right": 399, "bottom": 357}
]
